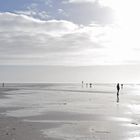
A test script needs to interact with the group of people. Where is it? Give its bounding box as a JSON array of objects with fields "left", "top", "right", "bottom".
[
  {"left": 82, "top": 81, "right": 123, "bottom": 103},
  {"left": 82, "top": 81, "right": 93, "bottom": 88}
]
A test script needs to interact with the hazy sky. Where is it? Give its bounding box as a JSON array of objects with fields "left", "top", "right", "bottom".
[
  {"left": 0, "top": 0, "right": 140, "bottom": 82},
  {"left": 1, "top": 65, "right": 140, "bottom": 83}
]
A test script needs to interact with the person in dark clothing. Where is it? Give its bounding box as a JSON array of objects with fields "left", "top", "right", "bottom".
[{"left": 116, "top": 83, "right": 120, "bottom": 102}]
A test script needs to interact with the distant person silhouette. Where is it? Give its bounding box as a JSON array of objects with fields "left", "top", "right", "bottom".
[
  {"left": 82, "top": 81, "right": 84, "bottom": 88},
  {"left": 2, "top": 83, "right": 4, "bottom": 87},
  {"left": 121, "top": 84, "right": 123, "bottom": 89},
  {"left": 116, "top": 83, "right": 120, "bottom": 102},
  {"left": 89, "top": 83, "right": 92, "bottom": 88}
]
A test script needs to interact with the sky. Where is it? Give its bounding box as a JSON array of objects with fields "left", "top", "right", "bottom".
[
  {"left": 0, "top": 0, "right": 140, "bottom": 83},
  {"left": 1, "top": 65, "right": 140, "bottom": 83}
]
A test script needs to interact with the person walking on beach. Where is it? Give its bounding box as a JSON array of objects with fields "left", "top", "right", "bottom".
[{"left": 116, "top": 83, "right": 120, "bottom": 102}]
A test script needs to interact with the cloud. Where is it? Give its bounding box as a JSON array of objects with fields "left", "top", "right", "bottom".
[
  {"left": 62, "top": 0, "right": 114, "bottom": 25},
  {"left": 0, "top": 12, "right": 110, "bottom": 65},
  {"left": 0, "top": 13, "right": 78, "bottom": 35},
  {"left": 15, "top": 10, "right": 50, "bottom": 20},
  {"left": 0, "top": 12, "right": 139, "bottom": 65},
  {"left": 14, "top": 2, "right": 51, "bottom": 20},
  {"left": 16, "top": 0, "right": 114, "bottom": 25}
]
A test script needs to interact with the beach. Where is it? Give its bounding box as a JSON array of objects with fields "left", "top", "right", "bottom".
[{"left": 0, "top": 83, "right": 140, "bottom": 140}]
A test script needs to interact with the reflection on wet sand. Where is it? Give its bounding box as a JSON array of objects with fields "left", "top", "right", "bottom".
[{"left": 0, "top": 83, "right": 140, "bottom": 140}]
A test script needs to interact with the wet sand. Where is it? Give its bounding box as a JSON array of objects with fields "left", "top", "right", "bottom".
[{"left": 0, "top": 84, "right": 140, "bottom": 140}]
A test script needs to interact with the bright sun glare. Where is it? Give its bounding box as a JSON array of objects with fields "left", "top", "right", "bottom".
[{"left": 100, "top": 0, "right": 140, "bottom": 64}]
